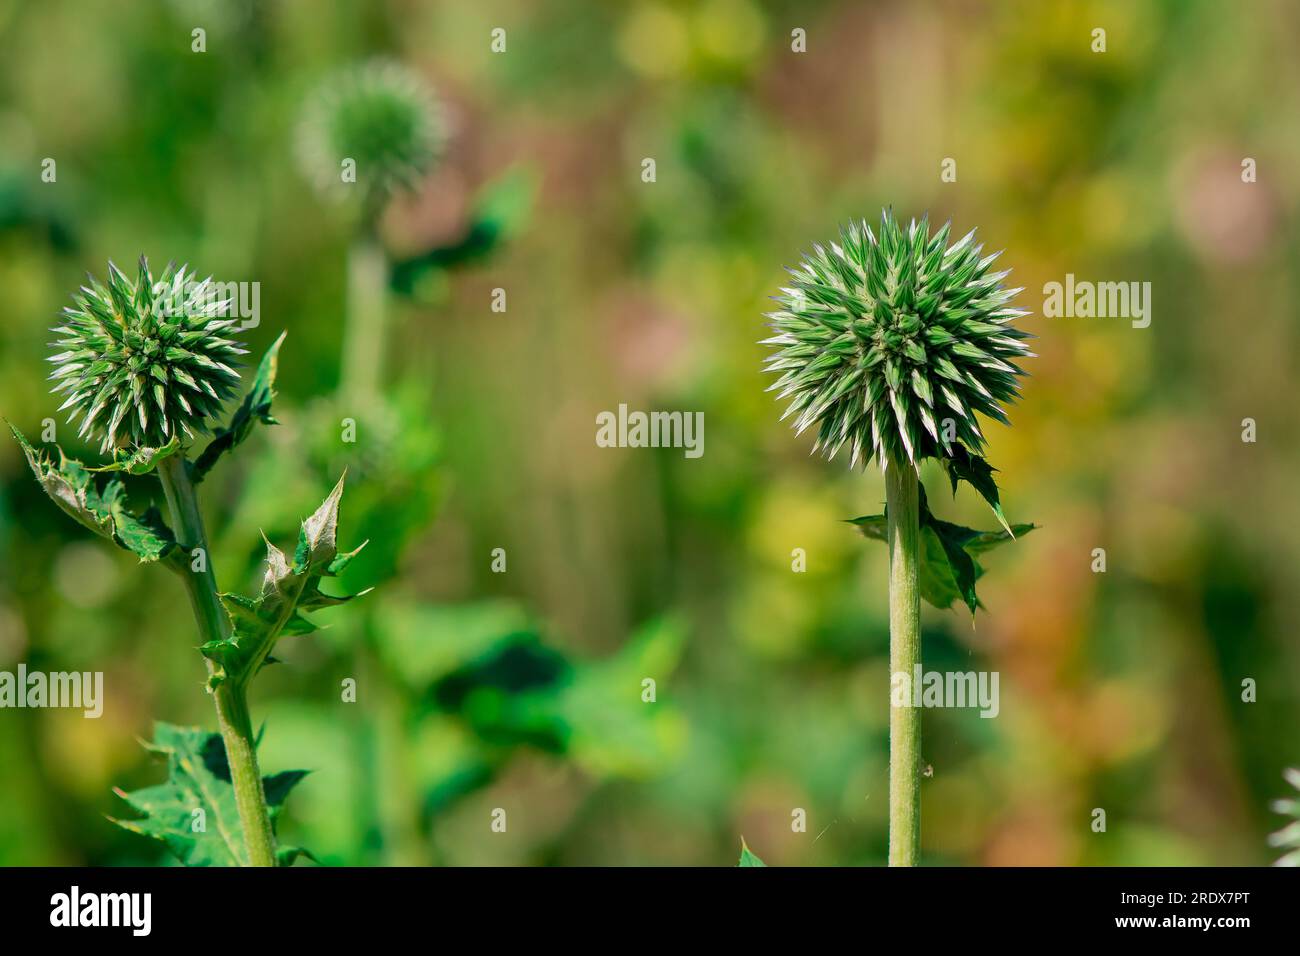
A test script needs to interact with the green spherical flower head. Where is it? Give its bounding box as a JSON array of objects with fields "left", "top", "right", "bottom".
[
  {"left": 763, "top": 210, "right": 1033, "bottom": 470},
  {"left": 49, "top": 259, "right": 247, "bottom": 454},
  {"left": 297, "top": 60, "right": 444, "bottom": 208}
]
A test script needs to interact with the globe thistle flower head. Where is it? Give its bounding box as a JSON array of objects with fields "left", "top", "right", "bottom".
[
  {"left": 762, "top": 210, "right": 1033, "bottom": 471},
  {"left": 297, "top": 59, "right": 445, "bottom": 209},
  {"left": 48, "top": 258, "right": 247, "bottom": 455},
  {"left": 1270, "top": 767, "right": 1300, "bottom": 866}
]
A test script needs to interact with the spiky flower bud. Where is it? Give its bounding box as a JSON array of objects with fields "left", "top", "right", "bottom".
[
  {"left": 296, "top": 59, "right": 445, "bottom": 207},
  {"left": 49, "top": 259, "right": 247, "bottom": 454},
  {"left": 1270, "top": 767, "right": 1300, "bottom": 866},
  {"left": 762, "top": 210, "right": 1033, "bottom": 470}
]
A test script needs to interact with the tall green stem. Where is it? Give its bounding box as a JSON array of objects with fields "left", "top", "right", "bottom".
[
  {"left": 157, "top": 454, "right": 278, "bottom": 867},
  {"left": 885, "top": 458, "right": 921, "bottom": 866},
  {"left": 340, "top": 230, "right": 388, "bottom": 408}
]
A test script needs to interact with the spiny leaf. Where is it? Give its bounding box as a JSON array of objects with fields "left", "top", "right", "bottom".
[
  {"left": 942, "top": 443, "right": 1012, "bottom": 535},
  {"left": 849, "top": 483, "right": 1036, "bottom": 615},
  {"left": 10, "top": 423, "right": 177, "bottom": 563},
  {"left": 203, "top": 475, "right": 366, "bottom": 689},
  {"left": 738, "top": 839, "right": 768, "bottom": 867},
  {"left": 110, "top": 722, "right": 309, "bottom": 867},
  {"left": 192, "top": 331, "right": 286, "bottom": 482}
]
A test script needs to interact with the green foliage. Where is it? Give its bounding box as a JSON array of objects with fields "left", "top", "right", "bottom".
[
  {"left": 851, "top": 484, "right": 1035, "bottom": 616},
  {"left": 738, "top": 839, "right": 767, "bottom": 866},
  {"left": 391, "top": 165, "right": 538, "bottom": 292},
  {"left": 375, "top": 605, "right": 687, "bottom": 778},
  {"left": 10, "top": 423, "right": 177, "bottom": 563},
  {"left": 192, "top": 331, "right": 285, "bottom": 481},
  {"left": 111, "top": 722, "right": 311, "bottom": 867},
  {"left": 762, "top": 209, "right": 1032, "bottom": 469},
  {"left": 202, "top": 475, "right": 367, "bottom": 690},
  {"left": 48, "top": 259, "right": 247, "bottom": 454},
  {"left": 942, "top": 443, "right": 1012, "bottom": 535},
  {"left": 16, "top": 287, "right": 370, "bottom": 865}
]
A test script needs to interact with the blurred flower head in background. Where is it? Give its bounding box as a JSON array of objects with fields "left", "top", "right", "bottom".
[{"left": 296, "top": 59, "right": 446, "bottom": 213}]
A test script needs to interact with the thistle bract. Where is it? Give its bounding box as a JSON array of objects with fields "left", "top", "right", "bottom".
[
  {"left": 297, "top": 59, "right": 444, "bottom": 205},
  {"left": 763, "top": 210, "right": 1033, "bottom": 470},
  {"left": 1271, "top": 767, "right": 1300, "bottom": 866},
  {"left": 49, "top": 259, "right": 246, "bottom": 454}
]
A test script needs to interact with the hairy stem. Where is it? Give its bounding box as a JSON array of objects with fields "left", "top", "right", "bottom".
[
  {"left": 157, "top": 454, "right": 278, "bottom": 867},
  {"left": 885, "top": 458, "right": 921, "bottom": 866},
  {"left": 340, "top": 230, "right": 388, "bottom": 409}
]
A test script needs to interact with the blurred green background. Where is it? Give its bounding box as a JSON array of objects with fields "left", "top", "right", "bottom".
[{"left": 1, "top": 0, "right": 1298, "bottom": 866}]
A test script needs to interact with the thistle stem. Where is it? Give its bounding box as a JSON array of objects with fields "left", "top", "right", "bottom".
[
  {"left": 157, "top": 454, "right": 278, "bottom": 867},
  {"left": 340, "top": 230, "right": 388, "bottom": 409},
  {"left": 885, "top": 458, "right": 921, "bottom": 866}
]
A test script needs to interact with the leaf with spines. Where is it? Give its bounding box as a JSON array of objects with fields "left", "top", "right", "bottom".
[
  {"left": 942, "top": 442, "right": 1013, "bottom": 535},
  {"left": 192, "top": 331, "right": 286, "bottom": 482},
  {"left": 110, "top": 722, "right": 311, "bottom": 867},
  {"left": 10, "top": 423, "right": 177, "bottom": 564},
  {"left": 850, "top": 486, "right": 1035, "bottom": 615},
  {"left": 202, "top": 475, "right": 368, "bottom": 689}
]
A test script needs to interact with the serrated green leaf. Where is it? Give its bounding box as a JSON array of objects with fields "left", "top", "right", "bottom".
[
  {"left": 107, "top": 494, "right": 178, "bottom": 563},
  {"left": 191, "top": 331, "right": 286, "bottom": 482},
  {"left": 203, "top": 475, "right": 364, "bottom": 688},
  {"left": 110, "top": 722, "right": 308, "bottom": 867},
  {"left": 10, "top": 423, "right": 177, "bottom": 563},
  {"left": 849, "top": 484, "right": 1036, "bottom": 615},
  {"left": 738, "top": 839, "right": 767, "bottom": 867},
  {"left": 943, "top": 443, "right": 1012, "bottom": 535},
  {"left": 924, "top": 512, "right": 981, "bottom": 615}
]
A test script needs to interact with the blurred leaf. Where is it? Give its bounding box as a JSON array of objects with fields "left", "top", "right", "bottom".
[
  {"left": 192, "top": 331, "right": 285, "bottom": 482},
  {"left": 738, "top": 839, "right": 767, "bottom": 866},
  {"left": 9, "top": 423, "right": 177, "bottom": 563},
  {"left": 525, "top": 616, "right": 687, "bottom": 776},
  {"left": 390, "top": 165, "right": 536, "bottom": 292},
  {"left": 375, "top": 599, "right": 535, "bottom": 690},
  {"left": 110, "top": 722, "right": 308, "bottom": 867}
]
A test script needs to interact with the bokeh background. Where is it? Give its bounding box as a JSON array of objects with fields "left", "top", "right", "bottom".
[{"left": 1, "top": 0, "right": 1298, "bottom": 866}]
